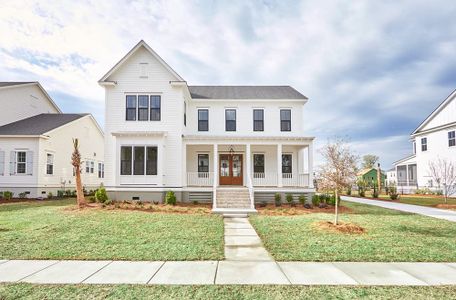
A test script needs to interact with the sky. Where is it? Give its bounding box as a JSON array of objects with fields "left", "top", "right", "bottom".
[{"left": 1, "top": 0, "right": 455, "bottom": 168}]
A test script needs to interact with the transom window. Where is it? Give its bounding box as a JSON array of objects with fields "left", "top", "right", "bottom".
[
  {"left": 421, "top": 137, "right": 427, "bottom": 152},
  {"left": 280, "top": 109, "right": 291, "bottom": 131},
  {"left": 282, "top": 154, "right": 292, "bottom": 174},
  {"left": 46, "top": 153, "right": 54, "bottom": 175},
  {"left": 125, "top": 95, "right": 161, "bottom": 121},
  {"left": 449, "top": 131, "right": 455, "bottom": 147},
  {"left": 120, "top": 146, "right": 157, "bottom": 176},
  {"left": 198, "top": 154, "right": 209, "bottom": 173},
  {"left": 16, "top": 151, "right": 26, "bottom": 174},
  {"left": 225, "top": 109, "right": 236, "bottom": 131},
  {"left": 253, "top": 109, "right": 264, "bottom": 131},
  {"left": 198, "top": 109, "right": 209, "bottom": 131},
  {"left": 253, "top": 154, "right": 265, "bottom": 173}
]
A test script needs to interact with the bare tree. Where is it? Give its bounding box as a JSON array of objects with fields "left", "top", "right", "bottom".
[
  {"left": 361, "top": 154, "right": 379, "bottom": 169},
  {"left": 71, "top": 138, "right": 86, "bottom": 208},
  {"left": 319, "top": 139, "right": 359, "bottom": 224},
  {"left": 428, "top": 158, "right": 456, "bottom": 203}
]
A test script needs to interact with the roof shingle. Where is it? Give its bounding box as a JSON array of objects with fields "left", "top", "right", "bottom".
[
  {"left": 0, "top": 114, "right": 87, "bottom": 136},
  {"left": 188, "top": 86, "right": 307, "bottom": 100},
  {"left": 0, "top": 82, "right": 36, "bottom": 88}
]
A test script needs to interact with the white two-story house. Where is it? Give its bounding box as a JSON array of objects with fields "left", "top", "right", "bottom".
[
  {"left": 100, "top": 40, "right": 315, "bottom": 213},
  {"left": 393, "top": 89, "right": 456, "bottom": 193}
]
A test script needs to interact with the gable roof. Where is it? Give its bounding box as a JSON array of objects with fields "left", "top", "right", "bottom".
[
  {"left": 188, "top": 85, "right": 307, "bottom": 100},
  {"left": 412, "top": 88, "right": 456, "bottom": 135},
  {"left": 0, "top": 81, "right": 62, "bottom": 113},
  {"left": 99, "top": 40, "right": 184, "bottom": 83},
  {"left": 0, "top": 113, "right": 87, "bottom": 136},
  {"left": 357, "top": 168, "right": 385, "bottom": 176}
]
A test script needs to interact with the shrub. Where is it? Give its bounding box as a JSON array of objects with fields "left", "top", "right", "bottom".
[
  {"left": 388, "top": 186, "right": 399, "bottom": 200},
  {"left": 165, "top": 191, "right": 177, "bottom": 205},
  {"left": 192, "top": 200, "right": 199, "bottom": 205},
  {"left": 299, "top": 194, "right": 307, "bottom": 206},
  {"left": 304, "top": 203, "right": 312, "bottom": 209},
  {"left": 3, "top": 191, "right": 13, "bottom": 200},
  {"left": 65, "top": 190, "right": 72, "bottom": 197},
  {"left": 312, "top": 194, "right": 320, "bottom": 206},
  {"left": 274, "top": 193, "right": 282, "bottom": 207},
  {"left": 47, "top": 192, "right": 53, "bottom": 199},
  {"left": 357, "top": 179, "right": 367, "bottom": 197},
  {"left": 88, "top": 196, "right": 96, "bottom": 203},
  {"left": 346, "top": 186, "right": 352, "bottom": 196},
  {"left": 285, "top": 193, "right": 293, "bottom": 205},
  {"left": 372, "top": 185, "right": 379, "bottom": 198},
  {"left": 18, "top": 192, "right": 27, "bottom": 199},
  {"left": 0, "top": 192, "right": 3, "bottom": 199},
  {"left": 95, "top": 187, "right": 109, "bottom": 203},
  {"left": 319, "top": 202, "right": 328, "bottom": 208},
  {"left": 327, "top": 194, "right": 336, "bottom": 206},
  {"left": 57, "top": 190, "right": 65, "bottom": 198},
  {"left": 436, "top": 189, "right": 443, "bottom": 196},
  {"left": 105, "top": 198, "right": 113, "bottom": 205}
]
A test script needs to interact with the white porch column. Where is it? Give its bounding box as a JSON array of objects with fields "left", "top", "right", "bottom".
[
  {"left": 182, "top": 143, "right": 187, "bottom": 188},
  {"left": 277, "top": 143, "right": 283, "bottom": 187},
  {"left": 406, "top": 164, "right": 409, "bottom": 186},
  {"left": 246, "top": 144, "right": 251, "bottom": 186},
  {"left": 308, "top": 142, "right": 314, "bottom": 188},
  {"left": 213, "top": 144, "right": 218, "bottom": 209}
]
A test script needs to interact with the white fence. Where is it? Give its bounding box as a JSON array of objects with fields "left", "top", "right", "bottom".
[
  {"left": 187, "top": 172, "right": 213, "bottom": 186},
  {"left": 253, "top": 172, "right": 310, "bottom": 187}
]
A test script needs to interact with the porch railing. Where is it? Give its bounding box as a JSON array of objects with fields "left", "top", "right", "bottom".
[
  {"left": 253, "top": 172, "right": 278, "bottom": 186},
  {"left": 252, "top": 173, "right": 310, "bottom": 187},
  {"left": 187, "top": 172, "right": 214, "bottom": 186}
]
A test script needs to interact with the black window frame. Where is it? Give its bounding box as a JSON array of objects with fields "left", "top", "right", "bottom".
[
  {"left": 126, "top": 95, "right": 137, "bottom": 121},
  {"left": 253, "top": 109, "right": 264, "bottom": 131},
  {"left": 421, "top": 137, "right": 428, "bottom": 152},
  {"left": 133, "top": 146, "right": 145, "bottom": 175},
  {"left": 184, "top": 101, "right": 187, "bottom": 127},
  {"left": 146, "top": 146, "right": 158, "bottom": 175},
  {"left": 282, "top": 154, "right": 292, "bottom": 174},
  {"left": 138, "top": 95, "right": 149, "bottom": 121},
  {"left": 98, "top": 162, "right": 104, "bottom": 178},
  {"left": 253, "top": 154, "right": 265, "bottom": 173},
  {"left": 120, "top": 146, "right": 132, "bottom": 175},
  {"left": 280, "top": 109, "right": 291, "bottom": 131},
  {"left": 225, "top": 109, "right": 236, "bottom": 131},
  {"left": 198, "top": 109, "right": 209, "bottom": 131},
  {"left": 150, "top": 95, "right": 161, "bottom": 121},
  {"left": 449, "top": 131, "right": 455, "bottom": 147},
  {"left": 46, "top": 153, "right": 54, "bottom": 175},
  {"left": 198, "top": 154, "right": 210, "bottom": 173}
]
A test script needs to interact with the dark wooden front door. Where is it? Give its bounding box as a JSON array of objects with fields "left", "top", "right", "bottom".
[{"left": 219, "top": 154, "right": 243, "bottom": 185}]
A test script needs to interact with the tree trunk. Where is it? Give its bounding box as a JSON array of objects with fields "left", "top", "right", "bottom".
[
  {"left": 334, "top": 189, "right": 339, "bottom": 225},
  {"left": 75, "top": 165, "right": 86, "bottom": 208}
]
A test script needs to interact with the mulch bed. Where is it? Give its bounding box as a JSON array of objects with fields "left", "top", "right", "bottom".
[
  {"left": 314, "top": 220, "right": 366, "bottom": 234},
  {"left": 435, "top": 204, "right": 456, "bottom": 210},
  {"left": 256, "top": 204, "right": 352, "bottom": 216}
]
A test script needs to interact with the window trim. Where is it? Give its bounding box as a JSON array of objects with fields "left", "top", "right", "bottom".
[
  {"left": 16, "top": 151, "right": 27, "bottom": 174},
  {"left": 197, "top": 153, "right": 210, "bottom": 173},
  {"left": 120, "top": 145, "right": 158, "bottom": 176},
  {"left": 225, "top": 109, "right": 237, "bottom": 132},
  {"left": 253, "top": 153, "right": 265, "bottom": 173},
  {"left": 280, "top": 109, "right": 291, "bottom": 132},
  {"left": 253, "top": 109, "right": 264, "bottom": 132},
  {"left": 198, "top": 109, "right": 209, "bottom": 132},
  {"left": 282, "top": 153, "right": 293, "bottom": 174},
  {"left": 449, "top": 130, "right": 455, "bottom": 147}
]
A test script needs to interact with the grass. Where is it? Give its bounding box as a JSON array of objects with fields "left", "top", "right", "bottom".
[
  {"left": 378, "top": 194, "right": 456, "bottom": 207},
  {"left": 0, "top": 284, "right": 456, "bottom": 299},
  {"left": 250, "top": 201, "right": 456, "bottom": 262},
  {"left": 0, "top": 199, "right": 224, "bottom": 260}
]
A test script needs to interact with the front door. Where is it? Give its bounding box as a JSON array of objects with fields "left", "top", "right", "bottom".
[{"left": 219, "top": 154, "right": 243, "bottom": 185}]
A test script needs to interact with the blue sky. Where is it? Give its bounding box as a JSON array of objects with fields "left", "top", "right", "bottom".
[{"left": 1, "top": 0, "right": 455, "bottom": 168}]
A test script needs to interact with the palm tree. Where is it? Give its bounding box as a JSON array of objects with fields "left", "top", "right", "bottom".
[{"left": 71, "top": 138, "right": 86, "bottom": 208}]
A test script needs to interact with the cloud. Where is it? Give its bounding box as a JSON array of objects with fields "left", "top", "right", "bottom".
[{"left": 1, "top": 0, "right": 456, "bottom": 168}]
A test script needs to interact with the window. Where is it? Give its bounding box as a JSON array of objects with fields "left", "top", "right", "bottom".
[
  {"left": 225, "top": 109, "right": 236, "bottom": 131},
  {"left": 280, "top": 109, "right": 291, "bottom": 131},
  {"left": 184, "top": 102, "right": 187, "bottom": 126},
  {"left": 138, "top": 95, "right": 149, "bottom": 121},
  {"left": 253, "top": 109, "right": 264, "bottom": 131},
  {"left": 120, "top": 146, "right": 132, "bottom": 175},
  {"left": 46, "top": 153, "right": 54, "bottom": 175},
  {"left": 90, "top": 161, "right": 94, "bottom": 173},
  {"left": 126, "top": 95, "right": 137, "bottom": 121},
  {"left": 150, "top": 96, "right": 161, "bottom": 121},
  {"left": 16, "top": 151, "right": 26, "bottom": 174},
  {"left": 133, "top": 146, "right": 145, "bottom": 175},
  {"left": 413, "top": 141, "right": 416, "bottom": 154},
  {"left": 85, "top": 161, "right": 90, "bottom": 173},
  {"left": 98, "top": 163, "right": 104, "bottom": 178},
  {"left": 449, "top": 131, "right": 455, "bottom": 147},
  {"left": 282, "top": 154, "right": 292, "bottom": 174},
  {"left": 146, "top": 146, "right": 158, "bottom": 175},
  {"left": 198, "top": 154, "right": 209, "bottom": 173},
  {"left": 198, "top": 109, "right": 209, "bottom": 131},
  {"left": 421, "top": 137, "right": 427, "bottom": 152},
  {"left": 253, "top": 154, "right": 265, "bottom": 173}
]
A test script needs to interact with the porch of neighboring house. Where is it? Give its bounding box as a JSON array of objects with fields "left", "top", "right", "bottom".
[
  {"left": 394, "top": 155, "right": 418, "bottom": 194},
  {"left": 182, "top": 137, "right": 314, "bottom": 213}
]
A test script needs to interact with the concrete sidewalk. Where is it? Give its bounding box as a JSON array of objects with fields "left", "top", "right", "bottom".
[
  {"left": 0, "top": 259, "right": 456, "bottom": 285},
  {"left": 342, "top": 195, "right": 456, "bottom": 222}
]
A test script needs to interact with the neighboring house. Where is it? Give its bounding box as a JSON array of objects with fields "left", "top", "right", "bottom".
[
  {"left": 356, "top": 168, "right": 386, "bottom": 187},
  {"left": 0, "top": 82, "right": 105, "bottom": 198},
  {"left": 99, "top": 40, "right": 315, "bottom": 213},
  {"left": 393, "top": 89, "right": 456, "bottom": 193},
  {"left": 0, "top": 82, "right": 61, "bottom": 126},
  {"left": 386, "top": 168, "right": 396, "bottom": 185}
]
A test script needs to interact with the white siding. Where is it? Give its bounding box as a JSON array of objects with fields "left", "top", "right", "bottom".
[{"left": 421, "top": 96, "right": 456, "bottom": 131}]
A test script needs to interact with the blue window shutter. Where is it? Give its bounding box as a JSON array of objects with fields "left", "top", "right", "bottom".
[
  {"left": 9, "top": 151, "right": 16, "bottom": 175},
  {"left": 26, "top": 151, "right": 33, "bottom": 175},
  {"left": 0, "top": 151, "right": 4, "bottom": 176}
]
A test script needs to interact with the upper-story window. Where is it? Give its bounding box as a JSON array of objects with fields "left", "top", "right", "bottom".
[
  {"left": 225, "top": 109, "right": 236, "bottom": 131},
  {"left": 413, "top": 141, "right": 416, "bottom": 154},
  {"left": 280, "top": 109, "right": 291, "bottom": 131},
  {"left": 198, "top": 109, "right": 209, "bottom": 131},
  {"left": 449, "top": 131, "right": 455, "bottom": 147},
  {"left": 138, "top": 95, "right": 149, "bottom": 121},
  {"left": 253, "top": 109, "right": 264, "bottom": 131},
  {"left": 98, "top": 163, "right": 104, "bottom": 178},
  {"left": 184, "top": 102, "right": 187, "bottom": 127},
  {"left": 126, "top": 95, "right": 137, "bottom": 121},
  {"left": 421, "top": 137, "right": 427, "bottom": 152},
  {"left": 150, "top": 96, "right": 161, "bottom": 121}
]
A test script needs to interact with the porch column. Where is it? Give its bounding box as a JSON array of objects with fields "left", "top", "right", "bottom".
[
  {"left": 182, "top": 143, "right": 187, "bottom": 187},
  {"left": 277, "top": 143, "right": 283, "bottom": 187},
  {"left": 308, "top": 142, "right": 314, "bottom": 188},
  {"left": 406, "top": 164, "right": 409, "bottom": 186},
  {"left": 246, "top": 144, "right": 251, "bottom": 187},
  {"left": 213, "top": 144, "right": 218, "bottom": 209}
]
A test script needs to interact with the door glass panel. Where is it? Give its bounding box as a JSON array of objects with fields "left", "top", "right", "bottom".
[
  {"left": 232, "top": 155, "right": 241, "bottom": 177},
  {"left": 221, "top": 155, "right": 230, "bottom": 177}
]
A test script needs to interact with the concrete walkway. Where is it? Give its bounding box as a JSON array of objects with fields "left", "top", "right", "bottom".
[
  {"left": 0, "top": 259, "right": 456, "bottom": 285},
  {"left": 342, "top": 195, "right": 456, "bottom": 222}
]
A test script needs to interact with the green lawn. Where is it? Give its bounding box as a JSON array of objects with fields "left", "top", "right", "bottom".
[
  {"left": 377, "top": 194, "right": 456, "bottom": 207},
  {"left": 1, "top": 284, "right": 456, "bottom": 300},
  {"left": 0, "top": 200, "right": 224, "bottom": 260},
  {"left": 250, "top": 201, "right": 456, "bottom": 262}
]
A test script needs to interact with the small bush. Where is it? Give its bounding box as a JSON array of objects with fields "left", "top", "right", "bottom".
[
  {"left": 153, "top": 200, "right": 159, "bottom": 205},
  {"left": 304, "top": 203, "right": 312, "bottom": 209},
  {"left": 95, "top": 187, "right": 109, "bottom": 203},
  {"left": 299, "top": 194, "right": 307, "bottom": 206},
  {"left": 312, "top": 194, "right": 320, "bottom": 206},
  {"left": 105, "top": 199, "right": 113, "bottom": 205},
  {"left": 47, "top": 192, "right": 53, "bottom": 199},
  {"left": 327, "top": 194, "right": 336, "bottom": 206},
  {"left": 0, "top": 192, "right": 3, "bottom": 199},
  {"left": 165, "top": 191, "right": 177, "bottom": 205},
  {"left": 372, "top": 185, "right": 379, "bottom": 198},
  {"left": 388, "top": 186, "right": 399, "bottom": 200},
  {"left": 285, "top": 193, "right": 293, "bottom": 205},
  {"left": 319, "top": 202, "right": 328, "bottom": 208},
  {"left": 3, "top": 191, "right": 13, "bottom": 200},
  {"left": 346, "top": 186, "right": 352, "bottom": 196},
  {"left": 436, "top": 190, "right": 443, "bottom": 196},
  {"left": 65, "top": 190, "right": 72, "bottom": 197},
  {"left": 274, "top": 193, "right": 282, "bottom": 207},
  {"left": 57, "top": 190, "right": 64, "bottom": 198},
  {"left": 18, "top": 192, "right": 27, "bottom": 199},
  {"left": 88, "top": 196, "right": 96, "bottom": 203},
  {"left": 192, "top": 200, "right": 199, "bottom": 205}
]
